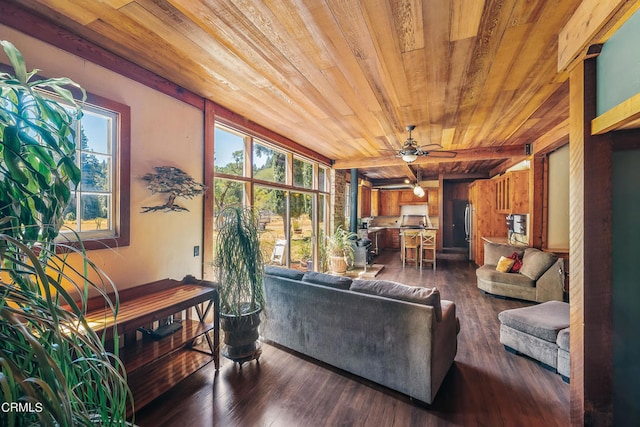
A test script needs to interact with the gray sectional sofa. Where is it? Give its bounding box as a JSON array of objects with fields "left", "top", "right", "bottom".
[
  {"left": 476, "top": 242, "right": 565, "bottom": 302},
  {"left": 498, "top": 301, "right": 570, "bottom": 382},
  {"left": 261, "top": 266, "right": 459, "bottom": 404}
]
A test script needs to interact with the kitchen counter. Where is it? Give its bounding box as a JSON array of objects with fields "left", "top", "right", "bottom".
[{"left": 482, "top": 236, "right": 528, "bottom": 247}]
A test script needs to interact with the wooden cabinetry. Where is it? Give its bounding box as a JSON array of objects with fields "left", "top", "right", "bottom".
[
  {"left": 85, "top": 277, "right": 219, "bottom": 416},
  {"left": 379, "top": 189, "right": 438, "bottom": 216},
  {"left": 359, "top": 185, "right": 371, "bottom": 217},
  {"left": 494, "top": 170, "right": 529, "bottom": 214},
  {"left": 428, "top": 189, "right": 439, "bottom": 215},
  {"left": 370, "top": 189, "right": 379, "bottom": 216},
  {"left": 386, "top": 228, "right": 401, "bottom": 249},
  {"left": 469, "top": 180, "right": 500, "bottom": 264},
  {"left": 379, "top": 190, "right": 401, "bottom": 216},
  {"left": 469, "top": 170, "right": 531, "bottom": 264}
]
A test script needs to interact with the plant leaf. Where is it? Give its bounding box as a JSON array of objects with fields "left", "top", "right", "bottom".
[{"left": 1, "top": 40, "right": 27, "bottom": 84}]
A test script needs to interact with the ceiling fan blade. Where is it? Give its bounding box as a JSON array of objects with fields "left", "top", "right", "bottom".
[
  {"left": 424, "top": 150, "right": 457, "bottom": 158},
  {"left": 417, "top": 144, "right": 443, "bottom": 150}
]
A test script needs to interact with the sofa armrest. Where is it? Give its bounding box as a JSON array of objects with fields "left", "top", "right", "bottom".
[{"left": 535, "top": 258, "right": 565, "bottom": 302}]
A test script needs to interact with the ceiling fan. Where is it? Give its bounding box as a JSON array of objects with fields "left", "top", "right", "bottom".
[{"left": 384, "top": 125, "right": 457, "bottom": 163}]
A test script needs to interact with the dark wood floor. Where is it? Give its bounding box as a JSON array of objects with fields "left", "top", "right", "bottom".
[{"left": 134, "top": 250, "right": 569, "bottom": 426}]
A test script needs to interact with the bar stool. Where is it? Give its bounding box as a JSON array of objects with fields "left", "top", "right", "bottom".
[
  {"left": 402, "top": 230, "right": 421, "bottom": 268},
  {"left": 420, "top": 230, "right": 437, "bottom": 271}
]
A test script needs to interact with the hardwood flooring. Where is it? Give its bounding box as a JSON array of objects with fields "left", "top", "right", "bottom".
[{"left": 134, "top": 250, "right": 569, "bottom": 426}]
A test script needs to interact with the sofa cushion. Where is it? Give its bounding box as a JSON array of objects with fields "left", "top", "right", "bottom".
[
  {"left": 476, "top": 265, "right": 535, "bottom": 288},
  {"left": 350, "top": 279, "right": 442, "bottom": 321},
  {"left": 264, "top": 265, "right": 305, "bottom": 281},
  {"left": 302, "top": 271, "right": 352, "bottom": 290},
  {"left": 520, "top": 248, "right": 557, "bottom": 280},
  {"left": 557, "top": 327, "right": 570, "bottom": 351},
  {"left": 496, "top": 256, "right": 516, "bottom": 273},
  {"left": 484, "top": 242, "right": 525, "bottom": 266},
  {"left": 498, "top": 301, "right": 569, "bottom": 343}
]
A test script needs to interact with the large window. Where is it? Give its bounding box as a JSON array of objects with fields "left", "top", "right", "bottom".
[
  {"left": 211, "top": 124, "right": 329, "bottom": 271},
  {"left": 214, "top": 126, "right": 245, "bottom": 176},
  {"left": 253, "top": 140, "right": 286, "bottom": 184},
  {"left": 58, "top": 94, "right": 130, "bottom": 249}
]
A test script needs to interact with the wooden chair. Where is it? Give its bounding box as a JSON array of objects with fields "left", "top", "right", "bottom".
[
  {"left": 402, "top": 230, "right": 421, "bottom": 268},
  {"left": 420, "top": 230, "right": 437, "bottom": 271},
  {"left": 270, "top": 239, "right": 287, "bottom": 265}
]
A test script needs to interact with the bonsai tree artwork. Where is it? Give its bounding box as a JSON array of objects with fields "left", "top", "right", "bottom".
[{"left": 141, "top": 166, "right": 206, "bottom": 212}]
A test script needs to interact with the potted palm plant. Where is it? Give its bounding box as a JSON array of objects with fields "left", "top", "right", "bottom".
[
  {"left": 0, "top": 40, "right": 130, "bottom": 425},
  {"left": 326, "top": 225, "right": 357, "bottom": 274},
  {"left": 213, "top": 206, "right": 265, "bottom": 367}
]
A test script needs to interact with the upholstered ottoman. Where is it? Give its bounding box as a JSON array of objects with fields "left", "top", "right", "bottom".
[
  {"left": 556, "top": 327, "right": 570, "bottom": 382},
  {"left": 498, "top": 301, "right": 569, "bottom": 371}
]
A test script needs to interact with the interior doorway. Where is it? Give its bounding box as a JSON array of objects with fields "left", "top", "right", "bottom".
[{"left": 452, "top": 199, "right": 468, "bottom": 248}]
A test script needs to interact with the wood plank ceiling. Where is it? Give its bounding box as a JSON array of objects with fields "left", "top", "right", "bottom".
[{"left": 8, "top": 0, "right": 581, "bottom": 182}]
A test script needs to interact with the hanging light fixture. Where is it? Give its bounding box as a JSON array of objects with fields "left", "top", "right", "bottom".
[
  {"left": 412, "top": 168, "right": 425, "bottom": 197},
  {"left": 402, "top": 153, "right": 418, "bottom": 163}
]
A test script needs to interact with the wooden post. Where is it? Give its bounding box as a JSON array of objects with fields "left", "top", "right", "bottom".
[{"left": 569, "top": 52, "right": 614, "bottom": 426}]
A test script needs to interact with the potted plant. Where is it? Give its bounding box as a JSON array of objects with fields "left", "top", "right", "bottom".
[
  {"left": 214, "top": 205, "right": 265, "bottom": 366},
  {"left": 326, "top": 225, "right": 357, "bottom": 274},
  {"left": 0, "top": 40, "right": 130, "bottom": 425}
]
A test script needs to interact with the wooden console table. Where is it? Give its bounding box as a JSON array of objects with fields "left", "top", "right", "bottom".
[{"left": 83, "top": 276, "right": 219, "bottom": 416}]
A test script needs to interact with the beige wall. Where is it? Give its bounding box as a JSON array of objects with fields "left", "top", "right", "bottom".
[
  {"left": 547, "top": 144, "right": 570, "bottom": 250},
  {"left": 1, "top": 25, "right": 206, "bottom": 290}
]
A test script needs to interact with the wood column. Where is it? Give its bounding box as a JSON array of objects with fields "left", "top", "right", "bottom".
[
  {"left": 530, "top": 157, "right": 545, "bottom": 249},
  {"left": 350, "top": 169, "right": 359, "bottom": 233},
  {"left": 569, "top": 53, "right": 614, "bottom": 426}
]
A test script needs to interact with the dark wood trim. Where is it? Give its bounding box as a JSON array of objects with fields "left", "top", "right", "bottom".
[
  {"left": 531, "top": 157, "right": 545, "bottom": 249},
  {"left": 541, "top": 156, "right": 550, "bottom": 250},
  {"left": 203, "top": 100, "right": 216, "bottom": 281}
]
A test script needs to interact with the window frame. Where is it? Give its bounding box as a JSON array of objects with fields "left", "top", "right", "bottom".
[
  {"left": 208, "top": 120, "right": 330, "bottom": 272},
  {"left": 57, "top": 92, "right": 131, "bottom": 251}
]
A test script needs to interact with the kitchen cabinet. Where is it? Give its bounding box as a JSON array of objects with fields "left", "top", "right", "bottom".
[
  {"left": 371, "top": 189, "right": 379, "bottom": 216},
  {"left": 470, "top": 172, "right": 531, "bottom": 264},
  {"left": 359, "top": 185, "right": 371, "bottom": 218},
  {"left": 387, "top": 228, "right": 401, "bottom": 250},
  {"left": 428, "top": 189, "right": 439, "bottom": 215},
  {"left": 379, "top": 191, "right": 401, "bottom": 216},
  {"left": 469, "top": 180, "right": 501, "bottom": 264},
  {"left": 494, "top": 170, "right": 529, "bottom": 214},
  {"left": 380, "top": 189, "right": 437, "bottom": 216}
]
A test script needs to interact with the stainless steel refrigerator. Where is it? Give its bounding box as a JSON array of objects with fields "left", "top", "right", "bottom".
[{"left": 464, "top": 203, "right": 473, "bottom": 261}]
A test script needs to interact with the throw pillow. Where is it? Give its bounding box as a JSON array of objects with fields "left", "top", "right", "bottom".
[
  {"left": 520, "top": 248, "right": 557, "bottom": 280},
  {"left": 350, "top": 279, "right": 442, "bottom": 321},
  {"left": 484, "top": 242, "right": 525, "bottom": 266},
  {"left": 302, "top": 271, "right": 352, "bottom": 290},
  {"left": 509, "top": 252, "right": 523, "bottom": 273},
  {"left": 495, "top": 256, "right": 516, "bottom": 273}
]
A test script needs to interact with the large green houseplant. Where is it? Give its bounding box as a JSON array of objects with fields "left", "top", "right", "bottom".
[
  {"left": 326, "top": 225, "right": 357, "bottom": 274},
  {"left": 213, "top": 205, "right": 265, "bottom": 366},
  {"left": 0, "top": 40, "right": 130, "bottom": 425}
]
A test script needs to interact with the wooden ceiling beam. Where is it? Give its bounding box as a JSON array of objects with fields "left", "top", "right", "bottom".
[{"left": 333, "top": 145, "right": 524, "bottom": 169}]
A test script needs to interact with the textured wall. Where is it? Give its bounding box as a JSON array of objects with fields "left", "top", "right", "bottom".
[{"left": 1, "top": 25, "right": 205, "bottom": 290}]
